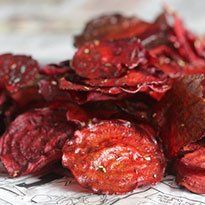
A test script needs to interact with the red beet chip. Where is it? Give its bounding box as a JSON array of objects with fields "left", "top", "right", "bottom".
[
  {"left": 74, "top": 14, "right": 151, "bottom": 47},
  {"left": 62, "top": 120, "right": 165, "bottom": 194},
  {"left": 0, "top": 54, "right": 41, "bottom": 106},
  {"left": 179, "top": 141, "right": 205, "bottom": 171},
  {"left": 0, "top": 106, "right": 74, "bottom": 177},
  {"left": 0, "top": 53, "right": 40, "bottom": 94},
  {"left": 177, "top": 172, "right": 205, "bottom": 194},
  {"left": 175, "top": 142, "right": 205, "bottom": 194},
  {"left": 72, "top": 37, "right": 149, "bottom": 79},
  {"left": 154, "top": 74, "right": 205, "bottom": 158}
]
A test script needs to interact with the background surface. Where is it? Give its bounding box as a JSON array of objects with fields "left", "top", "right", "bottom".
[{"left": 0, "top": 0, "right": 205, "bottom": 63}]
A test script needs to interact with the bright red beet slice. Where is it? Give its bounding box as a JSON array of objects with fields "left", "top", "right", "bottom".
[
  {"left": 0, "top": 106, "right": 74, "bottom": 177},
  {"left": 175, "top": 143, "right": 205, "bottom": 194},
  {"left": 176, "top": 162, "right": 205, "bottom": 194},
  {"left": 62, "top": 120, "right": 165, "bottom": 194}
]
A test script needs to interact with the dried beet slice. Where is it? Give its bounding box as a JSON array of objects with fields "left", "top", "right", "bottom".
[
  {"left": 178, "top": 140, "right": 205, "bottom": 171},
  {"left": 177, "top": 172, "right": 205, "bottom": 194},
  {"left": 0, "top": 54, "right": 41, "bottom": 106},
  {"left": 0, "top": 54, "right": 40, "bottom": 93},
  {"left": 175, "top": 146, "right": 205, "bottom": 194},
  {"left": 74, "top": 14, "right": 151, "bottom": 47},
  {"left": 62, "top": 120, "right": 165, "bottom": 194},
  {"left": 154, "top": 74, "right": 205, "bottom": 158},
  {"left": 71, "top": 38, "right": 148, "bottom": 79},
  {"left": 0, "top": 106, "right": 74, "bottom": 177},
  {"left": 175, "top": 159, "right": 205, "bottom": 194}
]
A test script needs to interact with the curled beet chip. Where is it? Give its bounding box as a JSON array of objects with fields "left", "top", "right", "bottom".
[
  {"left": 175, "top": 141, "right": 205, "bottom": 194},
  {"left": 0, "top": 106, "right": 74, "bottom": 177},
  {"left": 154, "top": 74, "right": 205, "bottom": 158},
  {"left": 74, "top": 14, "right": 151, "bottom": 47},
  {"left": 62, "top": 120, "right": 165, "bottom": 194},
  {"left": 72, "top": 37, "right": 149, "bottom": 79}
]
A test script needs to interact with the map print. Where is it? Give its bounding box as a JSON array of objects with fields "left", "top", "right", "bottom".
[{"left": 0, "top": 164, "right": 204, "bottom": 205}]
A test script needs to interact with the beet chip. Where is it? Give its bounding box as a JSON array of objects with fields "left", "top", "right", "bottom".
[
  {"left": 175, "top": 141, "right": 205, "bottom": 194},
  {"left": 155, "top": 74, "right": 205, "bottom": 158},
  {"left": 72, "top": 37, "right": 149, "bottom": 79},
  {"left": 74, "top": 14, "right": 150, "bottom": 47},
  {"left": 0, "top": 54, "right": 41, "bottom": 105},
  {"left": 0, "top": 106, "right": 74, "bottom": 177},
  {"left": 62, "top": 120, "right": 165, "bottom": 194}
]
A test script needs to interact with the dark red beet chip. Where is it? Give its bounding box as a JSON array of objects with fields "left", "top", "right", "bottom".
[
  {"left": 0, "top": 54, "right": 41, "bottom": 106},
  {"left": 72, "top": 38, "right": 149, "bottom": 79},
  {"left": 0, "top": 53, "right": 40, "bottom": 93},
  {"left": 74, "top": 14, "right": 151, "bottom": 47},
  {"left": 0, "top": 106, "right": 74, "bottom": 177},
  {"left": 175, "top": 142, "right": 205, "bottom": 194},
  {"left": 62, "top": 120, "right": 165, "bottom": 194},
  {"left": 154, "top": 74, "right": 205, "bottom": 158}
]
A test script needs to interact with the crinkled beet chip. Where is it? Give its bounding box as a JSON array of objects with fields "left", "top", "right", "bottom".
[
  {"left": 0, "top": 106, "right": 74, "bottom": 177},
  {"left": 62, "top": 120, "right": 165, "bottom": 194},
  {"left": 74, "top": 14, "right": 151, "bottom": 47},
  {"left": 72, "top": 37, "right": 149, "bottom": 79},
  {"left": 0, "top": 54, "right": 41, "bottom": 105},
  {"left": 154, "top": 74, "right": 205, "bottom": 158},
  {"left": 175, "top": 141, "right": 205, "bottom": 194}
]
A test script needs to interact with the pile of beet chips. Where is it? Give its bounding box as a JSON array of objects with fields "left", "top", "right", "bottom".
[{"left": 0, "top": 9, "right": 205, "bottom": 195}]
